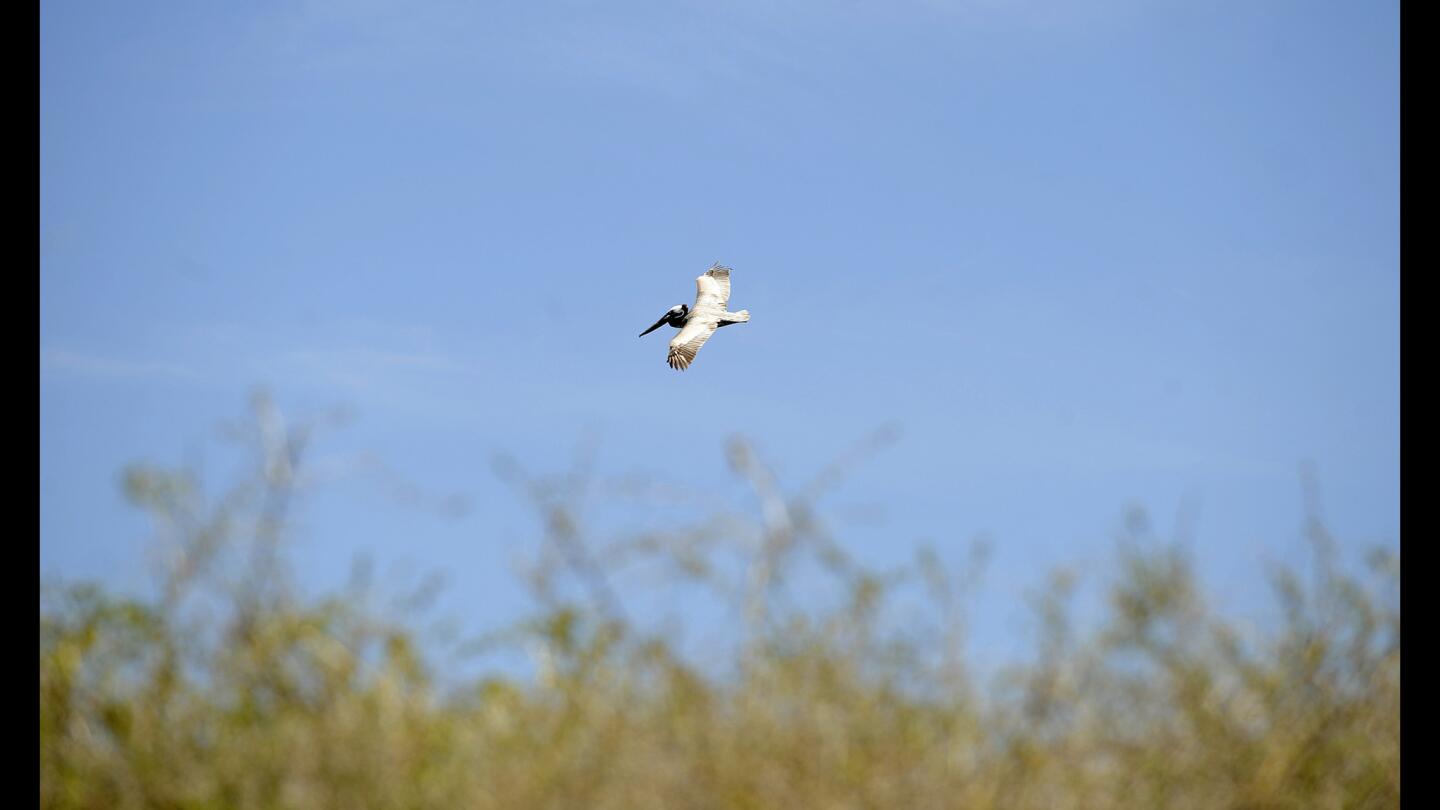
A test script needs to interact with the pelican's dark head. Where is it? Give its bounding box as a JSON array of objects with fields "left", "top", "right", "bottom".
[{"left": 639, "top": 304, "right": 689, "bottom": 337}]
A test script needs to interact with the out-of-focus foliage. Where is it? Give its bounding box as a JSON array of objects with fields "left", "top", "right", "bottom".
[{"left": 40, "top": 395, "right": 1399, "bottom": 809}]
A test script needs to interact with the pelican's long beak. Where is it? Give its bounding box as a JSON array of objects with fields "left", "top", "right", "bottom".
[{"left": 639, "top": 314, "right": 669, "bottom": 337}]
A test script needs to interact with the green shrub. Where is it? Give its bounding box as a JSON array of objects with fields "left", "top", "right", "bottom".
[{"left": 40, "top": 396, "right": 1399, "bottom": 809}]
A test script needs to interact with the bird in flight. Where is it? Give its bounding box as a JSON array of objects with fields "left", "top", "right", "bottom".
[{"left": 639, "top": 263, "right": 751, "bottom": 370}]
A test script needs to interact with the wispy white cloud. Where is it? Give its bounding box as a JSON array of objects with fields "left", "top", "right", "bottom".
[
  {"left": 240, "top": 0, "right": 489, "bottom": 77},
  {"left": 161, "top": 318, "right": 518, "bottom": 424},
  {"left": 280, "top": 347, "right": 487, "bottom": 389},
  {"left": 229, "top": 0, "right": 1167, "bottom": 94},
  {"left": 40, "top": 348, "right": 198, "bottom": 382}
]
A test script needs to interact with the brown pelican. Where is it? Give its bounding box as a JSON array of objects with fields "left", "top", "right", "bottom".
[{"left": 639, "top": 263, "right": 750, "bottom": 371}]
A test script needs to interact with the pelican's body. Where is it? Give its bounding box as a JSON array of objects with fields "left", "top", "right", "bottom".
[{"left": 639, "top": 263, "right": 750, "bottom": 370}]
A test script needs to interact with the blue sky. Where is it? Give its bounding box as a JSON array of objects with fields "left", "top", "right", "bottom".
[{"left": 41, "top": 0, "right": 1398, "bottom": 666}]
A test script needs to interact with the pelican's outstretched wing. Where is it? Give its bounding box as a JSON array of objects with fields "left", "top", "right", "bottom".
[
  {"left": 667, "top": 316, "right": 719, "bottom": 371},
  {"left": 693, "top": 264, "right": 731, "bottom": 311}
]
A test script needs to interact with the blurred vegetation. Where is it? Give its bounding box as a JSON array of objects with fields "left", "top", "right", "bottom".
[{"left": 40, "top": 394, "right": 1399, "bottom": 809}]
